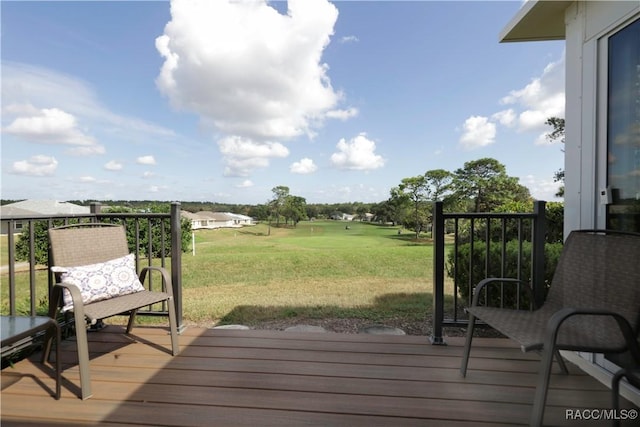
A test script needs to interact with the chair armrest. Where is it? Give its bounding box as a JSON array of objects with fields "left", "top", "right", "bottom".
[
  {"left": 139, "top": 266, "right": 173, "bottom": 297},
  {"left": 52, "top": 282, "right": 88, "bottom": 324},
  {"left": 545, "top": 307, "right": 640, "bottom": 358},
  {"left": 471, "top": 278, "right": 534, "bottom": 308}
]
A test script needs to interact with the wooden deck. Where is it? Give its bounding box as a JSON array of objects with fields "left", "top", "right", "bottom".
[{"left": 1, "top": 325, "right": 637, "bottom": 426}]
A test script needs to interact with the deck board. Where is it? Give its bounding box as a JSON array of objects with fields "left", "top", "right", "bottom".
[{"left": 1, "top": 325, "right": 637, "bottom": 426}]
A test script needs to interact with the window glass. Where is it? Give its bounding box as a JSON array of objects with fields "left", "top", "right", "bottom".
[{"left": 606, "top": 18, "right": 640, "bottom": 232}]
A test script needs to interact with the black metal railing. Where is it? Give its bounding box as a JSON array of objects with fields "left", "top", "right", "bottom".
[
  {"left": 1, "top": 202, "right": 183, "bottom": 332},
  {"left": 431, "top": 200, "right": 546, "bottom": 344}
]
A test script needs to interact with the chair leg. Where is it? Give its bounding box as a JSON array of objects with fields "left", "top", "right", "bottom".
[
  {"left": 43, "top": 287, "right": 62, "bottom": 363},
  {"left": 611, "top": 370, "right": 625, "bottom": 427},
  {"left": 554, "top": 350, "right": 569, "bottom": 374},
  {"left": 460, "top": 314, "right": 476, "bottom": 377},
  {"left": 530, "top": 345, "right": 555, "bottom": 427},
  {"left": 126, "top": 309, "right": 138, "bottom": 334},
  {"left": 73, "top": 314, "right": 93, "bottom": 400},
  {"left": 167, "top": 297, "right": 180, "bottom": 356}
]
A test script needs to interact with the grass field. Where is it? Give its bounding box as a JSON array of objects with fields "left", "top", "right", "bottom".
[{"left": 2, "top": 221, "right": 454, "bottom": 329}]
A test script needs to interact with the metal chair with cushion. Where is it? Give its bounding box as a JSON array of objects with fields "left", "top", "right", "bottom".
[
  {"left": 44, "top": 223, "right": 179, "bottom": 400},
  {"left": 460, "top": 230, "right": 640, "bottom": 426}
]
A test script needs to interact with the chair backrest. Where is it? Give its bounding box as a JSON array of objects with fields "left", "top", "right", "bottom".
[
  {"left": 546, "top": 230, "right": 640, "bottom": 333},
  {"left": 49, "top": 223, "right": 130, "bottom": 267}
]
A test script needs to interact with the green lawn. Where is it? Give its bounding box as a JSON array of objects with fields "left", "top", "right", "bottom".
[
  {"left": 2, "top": 221, "right": 454, "bottom": 327},
  {"left": 181, "top": 220, "right": 450, "bottom": 326}
]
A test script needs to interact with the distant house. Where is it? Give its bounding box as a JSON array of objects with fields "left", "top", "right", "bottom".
[
  {"left": 0, "top": 200, "right": 90, "bottom": 234},
  {"left": 182, "top": 211, "right": 255, "bottom": 230},
  {"left": 329, "top": 212, "right": 355, "bottom": 221}
]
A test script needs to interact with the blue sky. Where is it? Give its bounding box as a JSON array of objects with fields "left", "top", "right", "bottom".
[{"left": 1, "top": 0, "right": 565, "bottom": 205}]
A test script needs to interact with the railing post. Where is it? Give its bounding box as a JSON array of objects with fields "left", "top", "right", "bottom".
[
  {"left": 170, "top": 202, "right": 184, "bottom": 332},
  {"left": 532, "top": 200, "right": 546, "bottom": 308},
  {"left": 90, "top": 202, "right": 102, "bottom": 215},
  {"left": 430, "top": 201, "right": 446, "bottom": 345}
]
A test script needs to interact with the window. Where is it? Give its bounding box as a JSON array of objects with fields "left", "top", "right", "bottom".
[{"left": 606, "top": 18, "right": 640, "bottom": 233}]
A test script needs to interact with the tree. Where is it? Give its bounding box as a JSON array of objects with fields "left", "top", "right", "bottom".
[
  {"left": 453, "top": 158, "right": 531, "bottom": 212},
  {"left": 283, "top": 195, "right": 307, "bottom": 226},
  {"left": 399, "top": 175, "right": 429, "bottom": 239},
  {"left": 270, "top": 186, "right": 290, "bottom": 226},
  {"left": 355, "top": 204, "right": 368, "bottom": 221},
  {"left": 247, "top": 204, "right": 270, "bottom": 221},
  {"left": 545, "top": 117, "right": 565, "bottom": 144},
  {"left": 545, "top": 117, "right": 565, "bottom": 198},
  {"left": 305, "top": 204, "right": 320, "bottom": 220},
  {"left": 370, "top": 200, "right": 394, "bottom": 224},
  {"left": 424, "top": 169, "right": 453, "bottom": 202},
  {"left": 386, "top": 186, "right": 410, "bottom": 226}
]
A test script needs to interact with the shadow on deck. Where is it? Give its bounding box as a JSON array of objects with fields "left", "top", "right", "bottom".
[{"left": 1, "top": 325, "right": 637, "bottom": 426}]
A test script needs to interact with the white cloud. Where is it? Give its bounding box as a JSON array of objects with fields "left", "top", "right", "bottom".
[
  {"left": 104, "top": 160, "right": 124, "bottom": 171},
  {"left": 3, "top": 107, "right": 105, "bottom": 155},
  {"left": 2, "top": 62, "right": 176, "bottom": 138},
  {"left": 533, "top": 131, "right": 551, "bottom": 146},
  {"left": 326, "top": 107, "right": 359, "bottom": 121},
  {"left": 137, "top": 155, "right": 157, "bottom": 165},
  {"left": 339, "top": 35, "right": 359, "bottom": 44},
  {"left": 501, "top": 55, "right": 565, "bottom": 133},
  {"left": 236, "top": 179, "right": 254, "bottom": 188},
  {"left": 218, "top": 136, "right": 289, "bottom": 176},
  {"left": 79, "top": 176, "right": 96, "bottom": 183},
  {"left": 155, "top": 0, "right": 350, "bottom": 141},
  {"left": 142, "top": 171, "right": 155, "bottom": 179},
  {"left": 523, "top": 174, "right": 562, "bottom": 201},
  {"left": 10, "top": 155, "right": 58, "bottom": 176},
  {"left": 459, "top": 54, "right": 565, "bottom": 148},
  {"left": 290, "top": 157, "right": 318, "bottom": 174},
  {"left": 331, "top": 133, "right": 385, "bottom": 171},
  {"left": 459, "top": 116, "right": 496, "bottom": 149},
  {"left": 491, "top": 109, "right": 516, "bottom": 127},
  {"left": 68, "top": 145, "right": 106, "bottom": 156}
]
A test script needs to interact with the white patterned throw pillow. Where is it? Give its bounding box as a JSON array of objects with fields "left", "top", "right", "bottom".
[{"left": 52, "top": 253, "right": 145, "bottom": 312}]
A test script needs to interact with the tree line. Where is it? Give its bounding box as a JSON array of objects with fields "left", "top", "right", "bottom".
[{"left": 241, "top": 156, "right": 561, "bottom": 240}]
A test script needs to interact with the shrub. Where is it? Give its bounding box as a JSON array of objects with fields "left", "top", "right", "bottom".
[
  {"left": 447, "top": 239, "right": 563, "bottom": 309},
  {"left": 15, "top": 219, "right": 75, "bottom": 265}
]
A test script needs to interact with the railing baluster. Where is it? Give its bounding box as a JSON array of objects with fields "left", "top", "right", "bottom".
[
  {"left": 147, "top": 217, "right": 153, "bottom": 292},
  {"left": 28, "top": 220, "right": 36, "bottom": 315},
  {"left": 516, "top": 218, "right": 523, "bottom": 309},
  {"left": 532, "top": 201, "right": 546, "bottom": 308},
  {"left": 500, "top": 218, "right": 507, "bottom": 308},
  {"left": 8, "top": 219, "right": 16, "bottom": 316},
  {"left": 47, "top": 218, "right": 54, "bottom": 296},
  {"left": 484, "top": 217, "right": 490, "bottom": 306},
  {"left": 469, "top": 218, "right": 475, "bottom": 308},
  {"left": 453, "top": 217, "right": 459, "bottom": 322}
]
